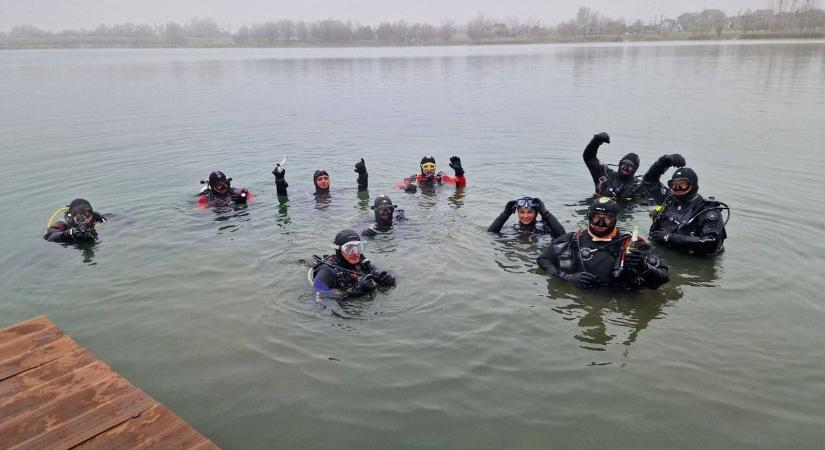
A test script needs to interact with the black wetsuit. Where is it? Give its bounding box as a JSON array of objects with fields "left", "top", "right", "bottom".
[
  {"left": 488, "top": 210, "right": 565, "bottom": 238},
  {"left": 312, "top": 253, "right": 395, "bottom": 298},
  {"left": 198, "top": 187, "right": 248, "bottom": 207},
  {"left": 537, "top": 230, "right": 669, "bottom": 289},
  {"left": 583, "top": 139, "right": 674, "bottom": 203},
  {"left": 361, "top": 211, "right": 406, "bottom": 238},
  {"left": 43, "top": 218, "right": 100, "bottom": 243},
  {"left": 649, "top": 193, "right": 727, "bottom": 256},
  {"left": 274, "top": 167, "right": 367, "bottom": 197}
]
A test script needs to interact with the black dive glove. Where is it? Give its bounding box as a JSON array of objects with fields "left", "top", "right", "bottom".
[
  {"left": 449, "top": 156, "right": 464, "bottom": 177},
  {"left": 504, "top": 200, "right": 518, "bottom": 215},
  {"left": 375, "top": 271, "right": 395, "bottom": 286},
  {"left": 272, "top": 164, "right": 285, "bottom": 179},
  {"left": 567, "top": 272, "right": 598, "bottom": 289},
  {"left": 70, "top": 226, "right": 97, "bottom": 241},
  {"left": 351, "top": 274, "right": 377, "bottom": 294},
  {"left": 649, "top": 230, "right": 668, "bottom": 243},
  {"left": 624, "top": 251, "right": 647, "bottom": 272},
  {"left": 235, "top": 188, "right": 249, "bottom": 204},
  {"left": 354, "top": 158, "right": 367, "bottom": 175},
  {"left": 532, "top": 197, "right": 550, "bottom": 215},
  {"left": 592, "top": 132, "right": 610, "bottom": 144},
  {"left": 660, "top": 154, "right": 686, "bottom": 168}
]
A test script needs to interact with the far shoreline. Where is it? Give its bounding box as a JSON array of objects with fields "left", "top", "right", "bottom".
[{"left": 2, "top": 31, "right": 824, "bottom": 51}]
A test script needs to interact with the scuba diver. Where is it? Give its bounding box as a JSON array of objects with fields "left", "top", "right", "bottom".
[
  {"left": 537, "top": 197, "right": 669, "bottom": 290},
  {"left": 395, "top": 155, "right": 466, "bottom": 193},
  {"left": 271, "top": 158, "right": 368, "bottom": 197},
  {"left": 487, "top": 197, "right": 565, "bottom": 238},
  {"left": 583, "top": 132, "right": 686, "bottom": 202},
  {"left": 196, "top": 171, "right": 252, "bottom": 207},
  {"left": 311, "top": 229, "right": 396, "bottom": 299},
  {"left": 648, "top": 167, "right": 729, "bottom": 256},
  {"left": 361, "top": 195, "right": 405, "bottom": 238},
  {"left": 44, "top": 198, "right": 106, "bottom": 243}
]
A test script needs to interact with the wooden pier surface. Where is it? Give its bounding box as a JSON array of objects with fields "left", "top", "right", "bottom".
[{"left": 0, "top": 316, "right": 219, "bottom": 450}]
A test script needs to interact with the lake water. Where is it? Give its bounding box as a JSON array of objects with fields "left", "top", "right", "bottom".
[{"left": 2, "top": 41, "right": 825, "bottom": 449}]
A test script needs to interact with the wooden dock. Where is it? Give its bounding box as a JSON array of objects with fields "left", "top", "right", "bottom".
[{"left": 0, "top": 316, "right": 219, "bottom": 449}]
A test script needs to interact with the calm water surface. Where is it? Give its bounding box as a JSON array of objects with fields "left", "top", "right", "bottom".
[{"left": 2, "top": 41, "right": 825, "bottom": 449}]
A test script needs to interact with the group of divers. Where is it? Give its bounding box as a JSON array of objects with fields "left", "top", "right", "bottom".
[{"left": 45, "top": 132, "right": 729, "bottom": 299}]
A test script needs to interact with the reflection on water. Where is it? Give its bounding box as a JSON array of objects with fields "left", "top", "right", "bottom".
[
  {"left": 491, "top": 233, "right": 547, "bottom": 274},
  {"left": 545, "top": 248, "right": 722, "bottom": 363},
  {"left": 3, "top": 42, "right": 825, "bottom": 449}
]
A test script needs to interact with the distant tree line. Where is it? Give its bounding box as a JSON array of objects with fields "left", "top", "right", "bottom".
[{"left": 2, "top": 2, "right": 824, "bottom": 46}]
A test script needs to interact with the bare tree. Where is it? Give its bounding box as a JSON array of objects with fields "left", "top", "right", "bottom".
[
  {"left": 439, "top": 19, "right": 455, "bottom": 41},
  {"left": 466, "top": 13, "right": 492, "bottom": 39},
  {"left": 576, "top": 6, "right": 592, "bottom": 37}
]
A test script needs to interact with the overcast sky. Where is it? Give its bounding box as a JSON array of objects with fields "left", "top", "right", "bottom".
[{"left": 0, "top": 0, "right": 768, "bottom": 32}]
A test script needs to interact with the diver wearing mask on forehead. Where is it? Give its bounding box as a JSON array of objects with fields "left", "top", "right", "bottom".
[
  {"left": 44, "top": 198, "right": 106, "bottom": 243},
  {"left": 583, "top": 132, "right": 686, "bottom": 202},
  {"left": 311, "top": 229, "right": 396, "bottom": 299},
  {"left": 361, "top": 195, "right": 406, "bottom": 238},
  {"left": 487, "top": 197, "right": 565, "bottom": 238},
  {"left": 537, "top": 197, "right": 669, "bottom": 289},
  {"left": 395, "top": 155, "right": 466, "bottom": 194},
  {"left": 649, "top": 167, "right": 729, "bottom": 256},
  {"left": 196, "top": 171, "right": 252, "bottom": 207}
]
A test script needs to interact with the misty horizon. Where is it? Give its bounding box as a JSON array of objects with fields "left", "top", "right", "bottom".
[{"left": 0, "top": 0, "right": 774, "bottom": 32}]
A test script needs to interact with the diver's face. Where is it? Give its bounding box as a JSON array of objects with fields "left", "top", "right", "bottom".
[
  {"left": 375, "top": 207, "right": 394, "bottom": 223},
  {"left": 315, "top": 175, "right": 330, "bottom": 189},
  {"left": 618, "top": 161, "right": 636, "bottom": 176},
  {"left": 344, "top": 250, "right": 361, "bottom": 265},
  {"left": 668, "top": 179, "right": 693, "bottom": 197},
  {"left": 212, "top": 181, "right": 229, "bottom": 194},
  {"left": 421, "top": 163, "right": 436, "bottom": 176},
  {"left": 517, "top": 208, "right": 537, "bottom": 225},
  {"left": 71, "top": 209, "right": 94, "bottom": 225},
  {"left": 588, "top": 213, "right": 616, "bottom": 236}
]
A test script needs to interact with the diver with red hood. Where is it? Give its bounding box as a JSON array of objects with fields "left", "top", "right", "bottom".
[
  {"left": 537, "top": 197, "right": 669, "bottom": 289},
  {"left": 648, "top": 167, "right": 729, "bottom": 256},
  {"left": 583, "top": 132, "right": 686, "bottom": 203},
  {"left": 196, "top": 171, "right": 252, "bottom": 207},
  {"left": 311, "top": 229, "right": 396, "bottom": 299},
  {"left": 395, "top": 155, "right": 466, "bottom": 193}
]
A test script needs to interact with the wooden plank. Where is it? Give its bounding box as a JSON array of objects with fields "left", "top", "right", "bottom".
[
  {"left": 0, "top": 335, "right": 79, "bottom": 381},
  {"left": 190, "top": 440, "right": 222, "bottom": 450},
  {"left": 72, "top": 404, "right": 184, "bottom": 450},
  {"left": 133, "top": 421, "right": 216, "bottom": 450},
  {"left": 0, "top": 316, "right": 53, "bottom": 346},
  {"left": 0, "top": 317, "right": 220, "bottom": 450},
  {"left": 0, "top": 372, "right": 136, "bottom": 445},
  {"left": 15, "top": 389, "right": 154, "bottom": 450},
  {"left": 0, "top": 349, "right": 95, "bottom": 398},
  {"left": 0, "top": 360, "right": 114, "bottom": 422},
  {"left": 0, "top": 325, "right": 63, "bottom": 362}
]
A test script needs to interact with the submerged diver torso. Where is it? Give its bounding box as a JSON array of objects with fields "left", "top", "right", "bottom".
[
  {"left": 312, "top": 229, "right": 396, "bottom": 299},
  {"left": 649, "top": 168, "right": 728, "bottom": 256},
  {"left": 44, "top": 199, "right": 105, "bottom": 243},
  {"left": 488, "top": 197, "right": 565, "bottom": 238},
  {"left": 583, "top": 132, "right": 685, "bottom": 204},
  {"left": 360, "top": 195, "right": 405, "bottom": 238},
  {"left": 196, "top": 171, "right": 250, "bottom": 207},
  {"left": 396, "top": 155, "right": 466, "bottom": 194},
  {"left": 538, "top": 197, "right": 669, "bottom": 290}
]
